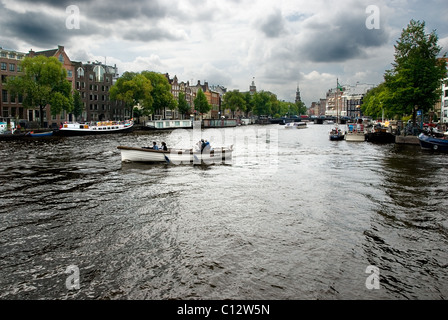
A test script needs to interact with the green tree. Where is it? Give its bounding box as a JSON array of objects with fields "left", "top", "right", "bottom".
[
  {"left": 141, "top": 71, "right": 177, "bottom": 118},
  {"left": 110, "top": 72, "right": 153, "bottom": 118},
  {"left": 6, "top": 55, "right": 74, "bottom": 128},
  {"left": 73, "top": 90, "right": 83, "bottom": 120},
  {"left": 178, "top": 91, "right": 191, "bottom": 119},
  {"left": 253, "top": 91, "right": 272, "bottom": 116},
  {"left": 361, "top": 83, "right": 393, "bottom": 119},
  {"left": 296, "top": 101, "right": 307, "bottom": 115},
  {"left": 194, "top": 89, "right": 211, "bottom": 117},
  {"left": 223, "top": 90, "right": 246, "bottom": 118},
  {"left": 243, "top": 92, "right": 254, "bottom": 116},
  {"left": 384, "top": 19, "right": 447, "bottom": 124}
]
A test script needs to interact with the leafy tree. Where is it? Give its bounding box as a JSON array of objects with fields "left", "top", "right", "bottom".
[
  {"left": 270, "top": 94, "right": 279, "bottom": 116},
  {"left": 384, "top": 19, "right": 447, "bottom": 124},
  {"left": 243, "top": 92, "right": 254, "bottom": 116},
  {"left": 141, "top": 71, "right": 177, "bottom": 118},
  {"left": 194, "top": 89, "right": 211, "bottom": 117},
  {"left": 253, "top": 91, "right": 272, "bottom": 116},
  {"left": 73, "top": 90, "right": 83, "bottom": 120},
  {"left": 177, "top": 91, "right": 191, "bottom": 119},
  {"left": 6, "top": 55, "right": 74, "bottom": 128},
  {"left": 223, "top": 90, "right": 246, "bottom": 118},
  {"left": 110, "top": 72, "right": 153, "bottom": 117},
  {"left": 361, "top": 83, "right": 394, "bottom": 119},
  {"left": 296, "top": 101, "right": 307, "bottom": 115}
]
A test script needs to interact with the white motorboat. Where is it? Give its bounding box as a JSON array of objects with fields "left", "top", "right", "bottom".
[
  {"left": 284, "top": 122, "right": 307, "bottom": 129},
  {"left": 117, "top": 145, "right": 233, "bottom": 165},
  {"left": 55, "top": 120, "right": 134, "bottom": 136}
]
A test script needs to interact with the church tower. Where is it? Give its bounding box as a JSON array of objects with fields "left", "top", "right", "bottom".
[
  {"left": 249, "top": 77, "right": 256, "bottom": 95},
  {"left": 295, "top": 84, "right": 302, "bottom": 104}
]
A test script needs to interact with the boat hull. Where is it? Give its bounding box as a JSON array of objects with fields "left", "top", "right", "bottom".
[
  {"left": 117, "top": 146, "right": 233, "bottom": 165},
  {"left": 418, "top": 133, "right": 448, "bottom": 152},
  {"left": 284, "top": 122, "right": 307, "bottom": 129},
  {"left": 55, "top": 124, "right": 134, "bottom": 136},
  {"left": 366, "top": 131, "right": 395, "bottom": 143},
  {"left": 330, "top": 134, "right": 345, "bottom": 141},
  {"left": 345, "top": 133, "right": 366, "bottom": 141}
]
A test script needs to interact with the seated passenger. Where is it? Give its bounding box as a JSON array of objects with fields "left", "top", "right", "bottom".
[
  {"left": 161, "top": 142, "right": 168, "bottom": 151},
  {"left": 152, "top": 141, "right": 159, "bottom": 150}
]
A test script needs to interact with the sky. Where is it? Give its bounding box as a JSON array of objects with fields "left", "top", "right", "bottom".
[{"left": 1, "top": 0, "right": 447, "bottom": 107}]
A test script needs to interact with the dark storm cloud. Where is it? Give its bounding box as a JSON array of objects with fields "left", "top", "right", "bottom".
[
  {"left": 300, "top": 9, "right": 390, "bottom": 62},
  {"left": 259, "top": 9, "right": 286, "bottom": 38},
  {"left": 0, "top": 2, "right": 95, "bottom": 48}
]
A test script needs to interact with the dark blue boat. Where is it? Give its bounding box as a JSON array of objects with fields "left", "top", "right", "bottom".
[{"left": 418, "top": 133, "right": 448, "bottom": 152}]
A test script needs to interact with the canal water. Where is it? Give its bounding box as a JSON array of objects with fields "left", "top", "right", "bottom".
[{"left": 0, "top": 123, "right": 447, "bottom": 300}]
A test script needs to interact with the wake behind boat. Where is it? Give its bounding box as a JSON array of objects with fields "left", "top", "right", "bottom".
[
  {"left": 55, "top": 120, "right": 134, "bottom": 136},
  {"left": 117, "top": 144, "right": 233, "bottom": 165}
]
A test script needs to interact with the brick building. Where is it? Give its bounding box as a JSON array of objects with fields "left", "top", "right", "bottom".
[{"left": 0, "top": 47, "right": 26, "bottom": 125}]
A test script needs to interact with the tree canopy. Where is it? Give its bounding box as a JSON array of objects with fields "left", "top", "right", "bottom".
[
  {"left": 109, "top": 71, "right": 153, "bottom": 116},
  {"left": 193, "top": 89, "right": 211, "bottom": 115},
  {"left": 6, "top": 55, "right": 74, "bottom": 127},
  {"left": 177, "top": 91, "right": 191, "bottom": 119},
  {"left": 384, "top": 19, "right": 447, "bottom": 122},
  {"left": 222, "top": 90, "right": 246, "bottom": 117}
]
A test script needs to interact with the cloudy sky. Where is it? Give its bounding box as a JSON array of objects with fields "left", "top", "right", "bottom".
[{"left": 1, "top": 0, "right": 447, "bottom": 106}]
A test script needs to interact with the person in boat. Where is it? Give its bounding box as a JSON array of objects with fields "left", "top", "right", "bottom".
[
  {"left": 201, "top": 140, "right": 211, "bottom": 153},
  {"left": 161, "top": 142, "right": 168, "bottom": 151},
  {"left": 152, "top": 141, "right": 159, "bottom": 150}
]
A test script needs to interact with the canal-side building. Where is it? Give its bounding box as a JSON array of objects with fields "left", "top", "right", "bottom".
[
  {"left": 74, "top": 61, "right": 126, "bottom": 122},
  {"left": 342, "top": 83, "right": 375, "bottom": 119},
  {"left": 439, "top": 58, "right": 448, "bottom": 125},
  {"left": 0, "top": 47, "right": 26, "bottom": 125}
]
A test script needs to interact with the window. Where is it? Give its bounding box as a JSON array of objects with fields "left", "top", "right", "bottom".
[
  {"left": 9, "top": 53, "right": 15, "bottom": 59},
  {"left": 2, "top": 90, "right": 8, "bottom": 102},
  {"left": 58, "top": 54, "right": 64, "bottom": 63},
  {"left": 77, "top": 67, "right": 84, "bottom": 78},
  {"left": 9, "top": 64, "right": 15, "bottom": 71},
  {"left": 93, "top": 65, "right": 105, "bottom": 82},
  {"left": 1, "top": 62, "right": 6, "bottom": 70},
  {"left": 67, "top": 70, "right": 73, "bottom": 78}
]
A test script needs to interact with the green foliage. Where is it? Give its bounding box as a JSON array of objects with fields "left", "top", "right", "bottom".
[
  {"left": 194, "top": 89, "right": 211, "bottom": 115},
  {"left": 72, "top": 90, "right": 83, "bottom": 120},
  {"left": 361, "top": 82, "right": 395, "bottom": 118},
  {"left": 177, "top": 91, "right": 191, "bottom": 118},
  {"left": 110, "top": 71, "right": 153, "bottom": 115},
  {"left": 253, "top": 91, "right": 272, "bottom": 116},
  {"left": 295, "top": 101, "right": 307, "bottom": 115},
  {"left": 6, "top": 55, "right": 74, "bottom": 127},
  {"left": 223, "top": 90, "right": 246, "bottom": 117},
  {"left": 141, "top": 71, "right": 177, "bottom": 114},
  {"left": 384, "top": 20, "right": 447, "bottom": 122},
  {"left": 243, "top": 92, "right": 254, "bottom": 115}
]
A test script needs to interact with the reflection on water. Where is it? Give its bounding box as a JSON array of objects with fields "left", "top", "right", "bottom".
[{"left": 0, "top": 124, "right": 447, "bottom": 299}]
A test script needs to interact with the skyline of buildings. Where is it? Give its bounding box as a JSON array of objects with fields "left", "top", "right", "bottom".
[{"left": 2, "top": 44, "right": 447, "bottom": 128}]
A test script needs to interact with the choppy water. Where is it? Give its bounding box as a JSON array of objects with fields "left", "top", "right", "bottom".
[{"left": 0, "top": 123, "right": 447, "bottom": 300}]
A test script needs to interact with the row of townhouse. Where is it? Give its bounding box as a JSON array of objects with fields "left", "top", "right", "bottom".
[
  {"left": 164, "top": 74, "right": 226, "bottom": 120},
  {"left": 1, "top": 44, "right": 233, "bottom": 129},
  {"left": 0, "top": 45, "right": 129, "bottom": 128}
]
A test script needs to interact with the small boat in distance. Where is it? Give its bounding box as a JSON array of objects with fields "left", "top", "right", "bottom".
[
  {"left": 284, "top": 122, "right": 307, "bottom": 129},
  {"left": 55, "top": 120, "right": 134, "bottom": 136},
  {"left": 329, "top": 126, "right": 345, "bottom": 141}
]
